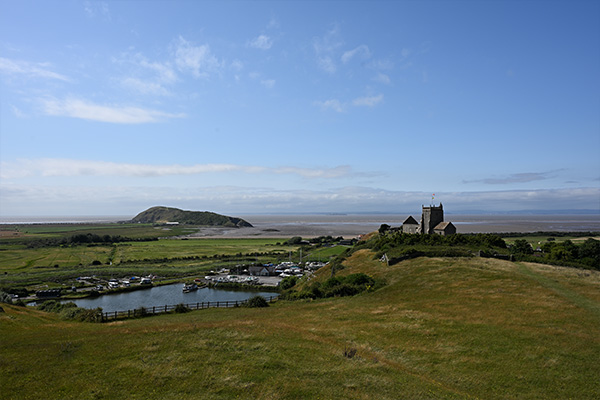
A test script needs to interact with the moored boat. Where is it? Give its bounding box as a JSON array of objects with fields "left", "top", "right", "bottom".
[{"left": 183, "top": 283, "right": 198, "bottom": 293}]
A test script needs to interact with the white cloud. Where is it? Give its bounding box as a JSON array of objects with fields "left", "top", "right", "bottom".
[
  {"left": 313, "top": 25, "right": 343, "bottom": 73},
  {"left": 39, "top": 97, "right": 185, "bottom": 124},
  {"left": 174, "top": 36, "right": 221, "bottom": 79},
  {"left": 249, "top": 35, "right": 273, "bottom": 50},
  {"left": 341, "top": 45, "right": 371, "bottom": 63},
  {"left": 0, "top": 57, "right": 70, "bottom": 82},
  {"left": 138, "top": 58, "right": 177, "bottom": 84},
  {"left": 121, "top": 77, "right": 171, "bottom": 96},
  {"left": 463, "top": 171, "right": 562, "bottom": 185},
  {"left": 231, "top": 59, "right": 244, "bottom": 71},
  {"left": 352, "top": 94, "right": 384, "bottom": 107},
  {"left": 373, "top": 72, "right": 391, "bottom": 84},
  {"left": 2, "top": 183, "right": 598, "bottom": 216},
  {"left": 0, "top": 158, "right": 360, "bottom": 180},
  {"left": 261, "top": 79, "right": 275, "bottom": 89},
  {"left": 317, "top": 56, "right": 337, "bottom": 74},
  {"left": 314, "top": 99, "right": 345, "bottom": 113},
  {"left": 84, "top": 1, "right": 111, "bottom": 20},
  {"left": 113, "top": 53, "right": 177, "bottom": 96}
]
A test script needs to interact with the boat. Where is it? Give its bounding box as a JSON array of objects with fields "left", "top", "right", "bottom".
[{"left": 183, "top": 283, "right": 198, "bottom": 293}]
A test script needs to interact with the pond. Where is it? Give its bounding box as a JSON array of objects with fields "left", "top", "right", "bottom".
[{"left": 66, "top": 283, "right": 278, "bottom": 313}]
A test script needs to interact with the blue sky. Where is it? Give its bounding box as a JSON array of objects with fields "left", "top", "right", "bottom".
[{"left": 1, "top": 0, "right": 599, "bottom": 217}]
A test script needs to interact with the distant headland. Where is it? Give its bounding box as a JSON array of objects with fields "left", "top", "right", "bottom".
[{"left": 130, "top": 206, "right": 253, "bottom": 228}]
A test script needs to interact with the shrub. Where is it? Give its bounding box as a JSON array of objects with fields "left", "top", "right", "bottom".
[
  {"left": 0, "top": 290, "right": 13, "bottom": 304},
  {"left": 135, "top": 307, "right": 148, "bottom": 317},
  {"left": 280, "top": 276, "right": 298, "bottom": 290},
  {"left": 244, "top": 295, "right": 269, "bottom": 308},
  {"left": 76, "top": 307, "right": 103, "bottom": 322},
  {"left": 174, "top": 303, "right": 191, "bottom": 313}
]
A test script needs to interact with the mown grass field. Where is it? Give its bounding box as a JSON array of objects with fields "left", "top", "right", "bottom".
[{"left": 2, "top": 252, "right": 599, "bottom": 399}]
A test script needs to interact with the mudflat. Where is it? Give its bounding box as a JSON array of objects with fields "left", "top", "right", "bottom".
[{"left": 186, "top": 214, "right": 600, "bottom": 239}]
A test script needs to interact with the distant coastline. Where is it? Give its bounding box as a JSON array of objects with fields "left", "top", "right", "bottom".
[{"left": 1, "top": 213, "right": 599, "bottom": 236}]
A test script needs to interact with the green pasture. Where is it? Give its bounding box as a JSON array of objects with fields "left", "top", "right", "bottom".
[
  {"left": 0, "top": 238, "right": 335, "bottom": 289},
  {"left": 2, "top": 254, "right": 599, "bottom": 399},
  {"left": 0, "top": 223, "right": 192, "bottom": 241},
  {"left": 503, "top": 233, "right": 599, "bottom": 246}
]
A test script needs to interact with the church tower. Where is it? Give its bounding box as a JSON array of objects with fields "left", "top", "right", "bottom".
[{"left": 421, "top": 203, "right": 444, "bottom": 234}]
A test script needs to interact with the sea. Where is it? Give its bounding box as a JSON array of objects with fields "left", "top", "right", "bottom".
[{"left": 1, "top": 214, "right": 599, "bottom": 234}]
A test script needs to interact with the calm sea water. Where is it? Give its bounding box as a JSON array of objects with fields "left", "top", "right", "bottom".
[
  {"left": 67, "top": 283, "right": 277, "bottom": 313},
  {"left": 1, "top": 214, "right": 599, "bottom": 233},
  {"left": 239, "top": 214, "right": 600, "bottom": 234}
]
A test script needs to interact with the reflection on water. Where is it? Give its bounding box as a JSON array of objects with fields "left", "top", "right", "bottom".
[{"left": 68, "top": 283, "right": 277, "bottom": 313}]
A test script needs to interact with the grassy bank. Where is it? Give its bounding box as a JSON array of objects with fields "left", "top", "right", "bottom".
[{"left": 2, "top": 253, "right": 599, "bottom": 399}]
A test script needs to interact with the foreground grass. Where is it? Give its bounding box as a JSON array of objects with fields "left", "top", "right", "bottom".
[{"left": 2, "top": 255, "right": 599, "bottom": 399}]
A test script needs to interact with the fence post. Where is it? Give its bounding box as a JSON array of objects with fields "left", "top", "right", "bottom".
[
  {"left": 114, "top": 311, "right": 117, "bottom": 319},
  {"left": 217, "top": 301, "right": 219, "bottom": 308},
  {"left": 165, "top": 305, "right": 167, "bottom": 312}
]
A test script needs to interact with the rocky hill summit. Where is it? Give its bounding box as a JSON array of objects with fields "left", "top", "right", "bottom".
[{"left": 130, "top": 206, "right": 253, "bottom": 228}]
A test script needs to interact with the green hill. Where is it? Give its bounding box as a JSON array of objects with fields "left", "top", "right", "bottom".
[
  {"left": 1, "top": 254, "right": 599, "bottom": 399},
  {"left": 130, "top": 206, "right": 252, "bottom": 227}
]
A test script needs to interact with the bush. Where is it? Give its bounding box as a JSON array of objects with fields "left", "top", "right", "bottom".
[
  {"left": 244, "top": 295, "right": 269, "bottom": 308},
  {"left": 280, "top": 276, "right": 298, "bottom": 290},
  {"left": 174, "top": 303, "right": 191, "bottom": 313},
  {"left": 0, "top": 290, "right": 13, "bottom": 304}
]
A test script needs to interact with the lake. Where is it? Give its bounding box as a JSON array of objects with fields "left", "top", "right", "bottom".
[{"left": 67, "top": 283, "right": 277, "bottom": 313}]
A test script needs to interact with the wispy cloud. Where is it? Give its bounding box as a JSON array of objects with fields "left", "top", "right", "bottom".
[
  {"left": 373, "top": 72, "right": 391, "bottom": 84},
  {"left": 248, "top": 34, "right": 273, "bottom": 50},
  {"left": 2, "top": 183, "right": 598, "bottom": 216},
  {"left": 313, "top": 25, "right": 343, "bottom": 73},
  {"left": 464, "top": 171, "right": 562, "bottom": 185},
  {"left": 0, "top": 159, "right": 362, "bottom": 180},
  {"left": 314, "top": 99, "right": 345, "bottom": 113},
  {"left": 83, "top": 1, "right": 111, "bottom": 20},
  {"left": 0, "top": 57, "right": 70, "bottom": 82},
  {"left": 114, "top": 51, "right": 176, "bottom": 96},
  {"left": 315, "top": 94, "right": 383, "bottom": 112},
  {"left": 352, "top": 94, "right": 383, "bottom": 107},
  {"left": 39, "top": 97, "right": 185, "bottom": 124},
  {"left": 121, "top": 77, "right": 171, "bottom": 96},
  {"left": 260, "top": 79, "right": 276, "bottom": 89},
  {"left": 341, "top": 45, "right": 371, "bottom": 63},
  {"left": 174, "top": 36, "right": 222, "bottom": 79}
]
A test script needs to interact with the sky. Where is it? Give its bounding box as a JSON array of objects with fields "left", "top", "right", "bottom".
[{"left": 1, "top": 0, "right": 599, "bottom": 217}]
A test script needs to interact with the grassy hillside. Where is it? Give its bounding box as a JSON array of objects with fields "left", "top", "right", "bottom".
[
  {"left": 2, "top": 253, "right": 599, "bottom": 399},
  {"left": 130, "top": 206, "right": 253, "bottom": 227}
]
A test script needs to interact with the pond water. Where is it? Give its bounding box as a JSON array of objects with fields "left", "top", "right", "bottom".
[{"left": 67, "top": 283, "right": 277, "bottom": 313}]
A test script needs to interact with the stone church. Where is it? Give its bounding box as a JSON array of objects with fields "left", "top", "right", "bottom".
[{"left": 402, "top": 203, "right": 456, "bottom": 235}]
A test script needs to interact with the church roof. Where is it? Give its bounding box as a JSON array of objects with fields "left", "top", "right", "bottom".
[
  {"left": 403, "top": 216, "right": 419, "bottom": 225},
  {"left": 433, "top": 221, "right": 454, "bottom": 230}
]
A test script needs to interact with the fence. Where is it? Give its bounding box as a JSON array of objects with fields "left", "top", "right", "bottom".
[{"left": 101, "top": 295, "right": 278, "bottom": 321}]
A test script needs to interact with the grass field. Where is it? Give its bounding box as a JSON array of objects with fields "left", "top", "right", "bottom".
[
  {"left": 2, "top": 252, "right": 599, "bottom": 399},
  {"left": 0, "top": 237, "right": 345, "bottom": 290}
]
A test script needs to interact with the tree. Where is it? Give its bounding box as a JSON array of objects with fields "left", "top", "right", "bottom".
[
  {"left": 511, "top": 239, "right": 533, "bottom": 255},
  {"left": 378, "top": 224, "right": 391, "bottom": 234}
]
